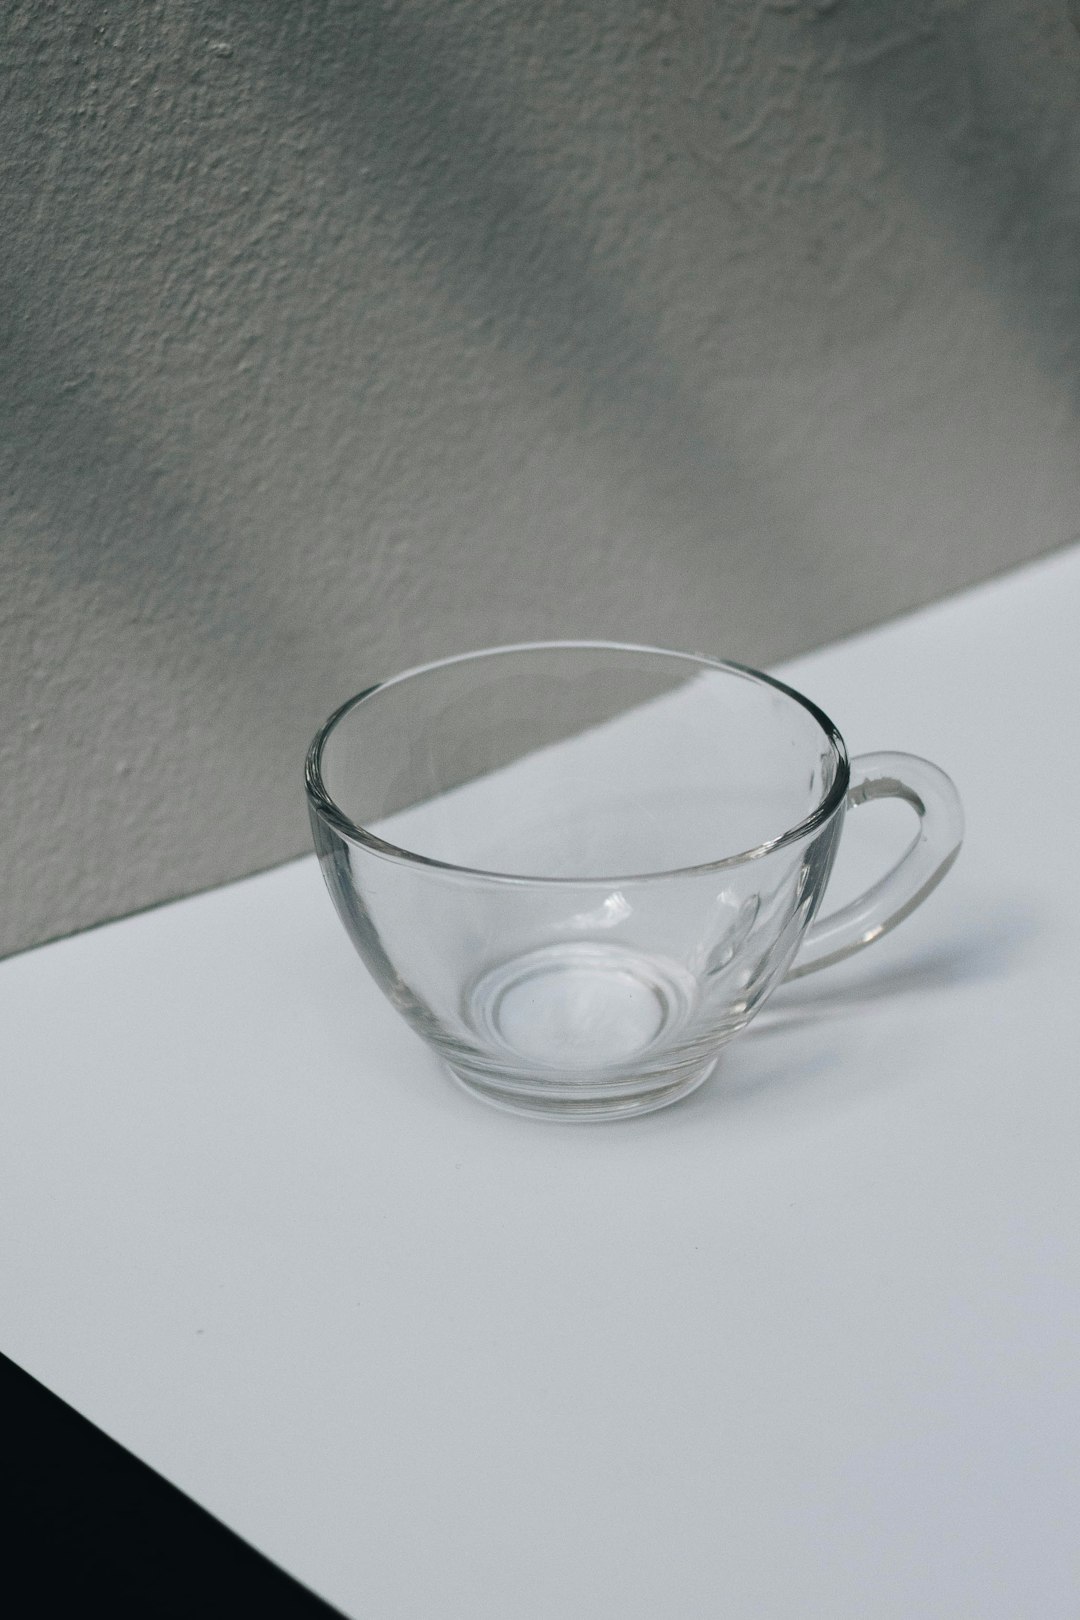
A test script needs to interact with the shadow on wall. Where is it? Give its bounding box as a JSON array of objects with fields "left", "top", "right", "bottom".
[
  {"left": 653, "top": 0, "right": 1080, "bottom": 400},
  {"left": 6, "top": 0, "right": 1080, "bottom": 627},
  {"left": 209, "top": 0, "right": 754, "bottom": 557},
  {"left": 823, "top": 0, "right": 1080, "bottom": 409},
  {"left": 219, "top": 0, "right": 1080, "bottom": 467},
  {"left": 1, "top": 0, "right": 732, "bottom": 636}
]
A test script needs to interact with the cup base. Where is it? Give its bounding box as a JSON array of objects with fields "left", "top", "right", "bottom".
[{"left": 443, "top": 1057, "right": 718, "bottom": 1122}]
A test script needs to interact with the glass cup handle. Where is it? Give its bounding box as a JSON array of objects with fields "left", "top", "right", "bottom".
[{"left": 786, "top": 751, "right": 964, "bottom": 980}]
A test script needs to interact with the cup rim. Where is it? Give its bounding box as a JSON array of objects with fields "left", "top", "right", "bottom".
[{"left": 304, "top": 640, "right": 851, "bottom": 885}]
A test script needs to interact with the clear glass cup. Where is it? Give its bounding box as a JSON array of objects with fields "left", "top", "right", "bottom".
[{"left": 306, "top": 642, "right": 963, "bottom": 1120}]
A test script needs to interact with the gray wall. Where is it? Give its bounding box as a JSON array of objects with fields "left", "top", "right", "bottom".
[{"left": 3, "top": 0, "right": 1079, "bottom": 958}]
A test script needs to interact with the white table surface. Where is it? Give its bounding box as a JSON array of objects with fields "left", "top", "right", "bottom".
[{"left": 3, "top": 549, "right": 1079, "bottom": 1619}]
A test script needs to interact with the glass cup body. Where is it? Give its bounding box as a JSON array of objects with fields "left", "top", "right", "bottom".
[{"left": 306, "top": 643, "right": 851, "bottom": 1119}]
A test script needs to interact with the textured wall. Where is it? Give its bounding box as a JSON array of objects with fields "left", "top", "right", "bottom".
[{"left": 3, "top": 0, "right": 1079, "bottom": 958}]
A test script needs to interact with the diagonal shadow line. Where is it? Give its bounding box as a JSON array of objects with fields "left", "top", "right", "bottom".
[
  {"left": 214, "top": 0, "right": 739, "bottom": 489},
  {"left": 9, "top": 1, "right": 1078, "bottom": 640},
  {"left": 817, "top": 0, "right": 1080, "bottom": 410},
  {"left": 0, "top": 0, "right": 784, "bottom": 669},
  {"left": 752, "top": 896, "right": 1040, "bottom": 1039},
  {"left": 6, "top": 2, "right": 1078, "bottom": 707}
]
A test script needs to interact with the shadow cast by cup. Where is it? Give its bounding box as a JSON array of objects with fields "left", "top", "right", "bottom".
[
  {"left": 755, "top": 896, "right": 1037, "bottom": 1035},
  {"left": 682, "top": 895, "right": 1039, "bottom": 1116}
]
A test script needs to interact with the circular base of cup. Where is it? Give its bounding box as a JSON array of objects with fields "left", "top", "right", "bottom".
[
  {"left": 447, "top": 941, "right": 719, "bottom": 1119},
  {"left": 443, "top": 1056, "right": 718, "bottom": 1122}
]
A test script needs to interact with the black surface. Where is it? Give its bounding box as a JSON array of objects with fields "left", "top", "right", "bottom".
[{"left": 1, "top": 1350, "right": 347, "bottom": 1617}]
